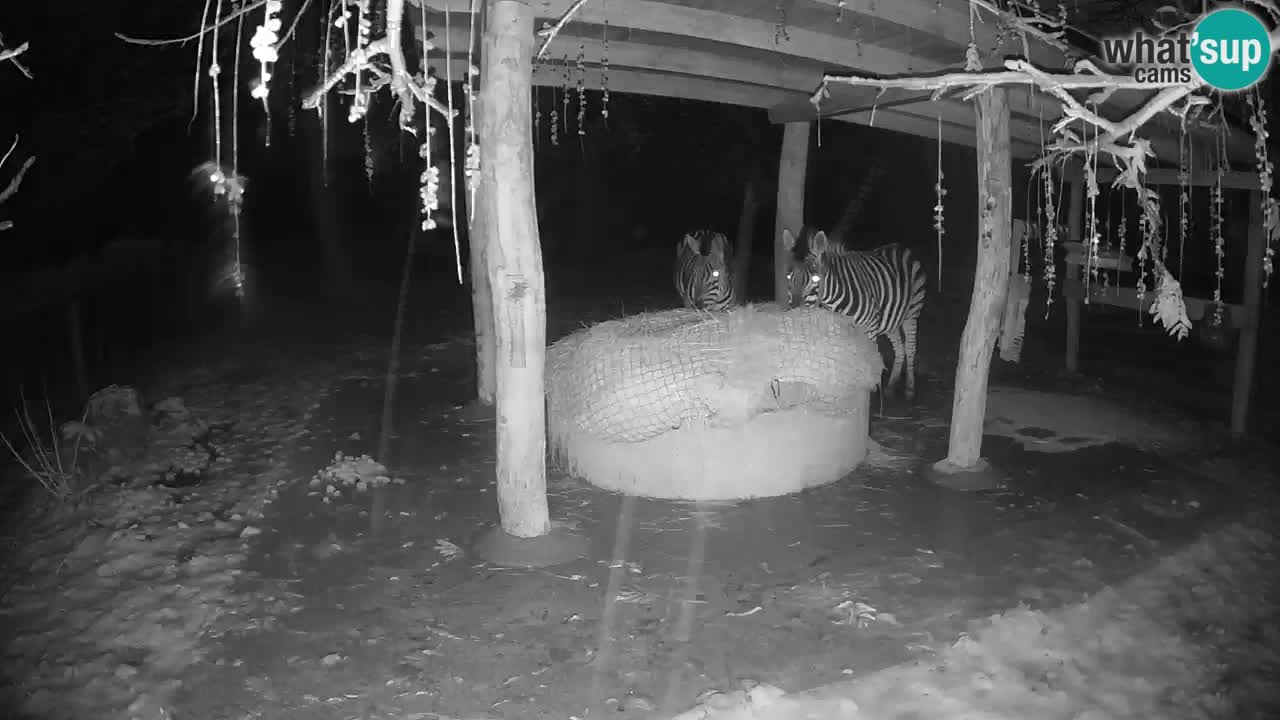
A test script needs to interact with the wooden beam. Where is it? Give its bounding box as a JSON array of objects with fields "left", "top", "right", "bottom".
[
  {"left": 889, "top": 99, "right": 1045, "bottom": 155},
  {"left": 936, "top": 86, "right": 1014, "bottom": 477},
  {"left": 804, "top": 0, "right": 1067, "bottom": 70},
  {"left": 429, "top": 24, "right": 828, "bottom": 93},
  {"left": 770, "top": 77, "right": 1054, "bottom": 125},
  {"left": 433, "top": 57, "right": 809, "bottom": 109},
  {"left": 450, "top": 57, "right": 983, "bottom": 146},
  {"left": 775, "top": 122, "right": 810, "bottom": 305},
  {"left": 1061, "top": 282, "right": 1248, "bottom": 328},
  {"left": 1064, "top": 175, "right": 1084, "bottom": 373},
  {"left": 422, "top": 0, "right": 993, "bottom": 81},
  {"left": 784, "top": 0, "right": 974, "bottom": 58},
  {"left": 835, "top": 106, "right": 1042, "bottom": 159},
  {"left": 1231, "top": 191, "right": 1268, "bottom": 437},
  {"left": 422, "top": 0, "right": 1258, "bottom": 172}
]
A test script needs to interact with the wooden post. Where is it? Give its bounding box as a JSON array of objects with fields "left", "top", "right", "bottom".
[
  {"left": 469, "top": 111, "right": 497, "bottom": 406},
  {"left": 1064, "top": 173, "right": 1085, "bottom": 373},
  {"left": 1230, "top": 192, "right": 1267, "bottom": 437},
  {"left": 479, "top": 0, "right": 550, "bottom": 539},
  {"left": 930, "top": 87, "right": 1012, "bottom": 484},
  {"left": 774, "top": 121, "right": 809, "bottom": 304},
  {"left": 732, "top": 177, "right": 757, "bottom": 303}
]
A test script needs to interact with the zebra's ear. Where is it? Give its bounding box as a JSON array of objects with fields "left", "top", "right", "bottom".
[
  {"left": 781, "top": 229, "right": 796, "bottom": 252},
  {"left": 810, "top": 230, "right": 830, "bottom": 256},
  {"left": 680, "top": 233, "right": 698, "bottom": 254}
]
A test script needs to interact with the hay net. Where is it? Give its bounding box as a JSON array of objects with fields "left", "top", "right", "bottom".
[{"left": 546, "top": 303, "right": 884, "bottom": 444}]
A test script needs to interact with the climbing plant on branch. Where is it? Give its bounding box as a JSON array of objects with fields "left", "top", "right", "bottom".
[
  {"left": 811, "top": 0, "right": 1280, "bottom": 340},
  {"left": 0, "top": 33, "right": 34, "bottom": 233}
]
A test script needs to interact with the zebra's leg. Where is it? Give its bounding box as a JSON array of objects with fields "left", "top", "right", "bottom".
[
  {"left": 902, "top": 315, "right": 919, "bottom": 401},
  {"left": 885, "top": 327, "right": 905, "bottom": 398}
]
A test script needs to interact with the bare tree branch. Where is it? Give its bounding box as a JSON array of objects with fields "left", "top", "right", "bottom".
[
  {"left": 116, "top": 0, "right": 268, "bottom": 46},
  {"left": 0, "top": 136, "right": 35, "bottom": 232},
  {"left": 300, "top": 0, "right": 457, "bottom": 122},
  {"left": 0, "top": 36, "right": 32, "bottom": 78},
  {"left": 535, "top": 0, "right": 592, "bottom": 59}
]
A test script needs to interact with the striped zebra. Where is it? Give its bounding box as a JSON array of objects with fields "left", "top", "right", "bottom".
[
  {"left": 783, "top": 226, "right": 927, "bottom": 401},
  {"left": 674, "top": 230, "right": 736, "bottom": 311}
]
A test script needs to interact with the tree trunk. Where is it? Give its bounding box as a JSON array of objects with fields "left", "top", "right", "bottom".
[
  {"left": 943, "top": 87, "right": 1012, "bottom": 469},
  {"left": 479, "top": 0, "right": 551, "bottom": 538},
  {"left": 774, "top": 122, "right": 810, "bottom": 304},
  {"left": 469, "top": 115, "right": 497, "bottom": 405},
  {"left": 733, "top": 177, "right": 757, "bottom": 303},
  {"left": 1230, "top": 190, "right": 1267, "bottom": 437}
]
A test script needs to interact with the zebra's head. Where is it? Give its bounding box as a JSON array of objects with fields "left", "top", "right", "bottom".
[
  {"left": 681, "top": 230, "right": 730, "bottom": 280},
  {"left": 781, "top": 227, "right": 831, "bottom": 308}
]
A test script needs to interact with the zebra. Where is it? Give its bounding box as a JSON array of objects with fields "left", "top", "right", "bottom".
[
  {"left": 674, "top": 230, "right": 736, "bottom": 311},
  {"left": 782, "top": 226, "right": 927, "bottom": 401}
]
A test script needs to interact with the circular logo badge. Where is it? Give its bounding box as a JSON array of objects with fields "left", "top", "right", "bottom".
[{"left": 1191, "top": 8, "right": 1273, "bottom": 91}]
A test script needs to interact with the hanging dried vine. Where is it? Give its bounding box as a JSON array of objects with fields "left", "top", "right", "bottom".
[
  {"left": 1211, "top": 126, "right": 1227, "bottom": 326},
  {"left": 1247, "top": 90, "right": 1277, "bottom": 288},
  {"left": 933, "top": 116, "right": 946, "bottom": 293},
  {"left": 0, "top": 35, "right": 34, "bottom": 232},
  {"left": 576, "top": 43, "right": 587, "bottom": 137},
  {"left": 812, "top": 0, "right": 1280, "bottom": 340}
]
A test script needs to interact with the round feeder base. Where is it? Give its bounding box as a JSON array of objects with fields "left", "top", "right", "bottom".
[
  {"left": 555, "top": 401, "right": 870, "bottom": 502},
  {"left": 473, "top": 523, "right": 589, "bottom": 568}
]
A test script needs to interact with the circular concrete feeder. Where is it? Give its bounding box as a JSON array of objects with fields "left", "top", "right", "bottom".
[{"left": 546, "top": 304, "right": 882, "bottom": 501}]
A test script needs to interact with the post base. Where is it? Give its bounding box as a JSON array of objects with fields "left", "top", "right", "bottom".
[
  {"left": 458, "top": 398, "right": 496, "bottom": 424},
  {"left": 474, "top": 523, "right": 589, "bottom": 568},
  {"left": 926, "top": 457, "right": 1007, "bottom": 492}
]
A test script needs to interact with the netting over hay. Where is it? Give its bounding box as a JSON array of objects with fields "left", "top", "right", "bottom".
[
  {"left": 545, "top": 304, "right": 884, "bottom": 500},
  {"left": 546, "top": 304, "right": 883, "bottom": 445}
]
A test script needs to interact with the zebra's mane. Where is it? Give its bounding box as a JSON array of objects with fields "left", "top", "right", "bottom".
[
  {"left": 802, "top": 225, "right": 896, "bottom": 259},
  {"left": 797, "top": 225, "right": 853, "bottom": 257}
]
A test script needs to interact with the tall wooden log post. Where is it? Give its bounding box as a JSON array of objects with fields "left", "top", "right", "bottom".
[
  {"left": 469, "top": 110, "right": 497, "bottom": 407},
  {"left": 473, "top": 0, "right": 586, "bottom": 566},
  {"left": 774, "top": 121, "right": 810, "bottom": 304},
  {"left": 1063, "top": 174, "right": 1085, "bottom": 373},
  {"left": 1230, "top": 191, "right": 1267, "bottom": 438},
  {"left": 928, "top": 87, "right": 1012, "bottom": 489},
  {"left": 479, "top": 0, "right": 549, "bottom": 538}
]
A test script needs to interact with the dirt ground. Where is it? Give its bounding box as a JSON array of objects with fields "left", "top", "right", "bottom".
[{"left": 1, "top": 275, "right": 1278, "bottom": 720}]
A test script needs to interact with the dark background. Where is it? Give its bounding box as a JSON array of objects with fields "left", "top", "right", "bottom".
[{"left": 1, "top": 0, "right": 1276, "bottom": 435}]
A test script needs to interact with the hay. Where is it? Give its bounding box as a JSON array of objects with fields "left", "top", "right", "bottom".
[
  {"left": 546, "top": 304, "right": 882, "bottom": 445},
  {"left": 545, "top": 304, "right": 882, "bottom": 501},
  {"left": 554, "top": 404, "right": 871, "bottom": 501}
]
